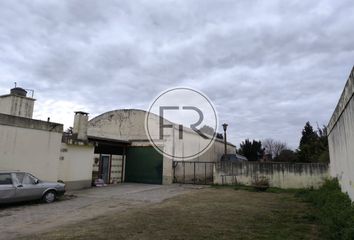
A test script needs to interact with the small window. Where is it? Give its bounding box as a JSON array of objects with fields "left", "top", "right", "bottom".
[
  {"left": 22, "top": 174, "right": 36, "bottom": 185},
  {"left": 14, "top": 173, "right": 25, "bottom": 184},
  {"left": 0, "top": 173, "right": 13, "bottom": 185}
]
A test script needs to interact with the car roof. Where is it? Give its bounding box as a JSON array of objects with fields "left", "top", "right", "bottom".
[{"left": 0, "top": 170, "right": 23, "bottom": 173}]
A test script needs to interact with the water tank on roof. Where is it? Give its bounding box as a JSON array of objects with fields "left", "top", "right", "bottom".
[{"left": 10, "top": 87, "right": 27, "bottom": 97}]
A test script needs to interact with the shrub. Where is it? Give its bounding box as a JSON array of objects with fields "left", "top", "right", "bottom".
[
  {"left": 296, "top": 179, "right": 354, "bottom": 240},
  {"left": 252, "top": 176, "right": 270, "bottom": 191}
]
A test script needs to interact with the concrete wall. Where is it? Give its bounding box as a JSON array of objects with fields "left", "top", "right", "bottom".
[
  {"left": 214, "top": 162, "right": 329, "bottom": 189},
  {"left": 58, "top": 143, "right": 95, "bottom": 190},
  {"left": 0, "top": 115, "right": 63, "bottom": 182},
  {"left": 0, "top": 95, "right": 35, "bottom": 118},
  {"left": 328, "top": 67, "right": 354, "bottom": 200}
]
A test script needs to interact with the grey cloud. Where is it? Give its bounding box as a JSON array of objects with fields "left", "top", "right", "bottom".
[{"left": 0, "top": 0, "right": 353, "bottom": 149}]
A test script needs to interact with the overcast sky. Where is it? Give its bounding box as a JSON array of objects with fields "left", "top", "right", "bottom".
[{"left": 0, "top": 0, "right": 353, "bottom": 149}]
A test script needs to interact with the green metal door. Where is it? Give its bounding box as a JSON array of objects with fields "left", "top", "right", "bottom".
[{"left": 125, "top": 147, "right": 163, "bottom": 184}]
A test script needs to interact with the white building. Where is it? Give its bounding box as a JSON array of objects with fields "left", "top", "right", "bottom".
[
  {"left": 87, "top": 109, "right": 236, "bottom": 185},
  {"left": 0, "top": 87, "right": 94, "bottom": 190},
  {"left": 0, "top": 87, "right": 237, "bottom": 189}
]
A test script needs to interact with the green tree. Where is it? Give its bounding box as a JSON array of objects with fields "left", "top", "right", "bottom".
[
  {"left": 275, "top": 149, "right": 298, "bottom": 162},
  {"left": 297, "top": 122, "right": 329, "bottom": 163},
  {"left": 299, "top": 122, "right": 318, "bottom": 147},
  {"left": 237, "top": 139, "right": 264, "bottom": 161},
  {"left": 317, "top": 126, "right": 330, "bottom": 163}
]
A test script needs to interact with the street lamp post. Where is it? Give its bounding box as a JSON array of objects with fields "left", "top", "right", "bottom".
[{"left": 222, "top": 123, "right": 228, "bottom": 157}]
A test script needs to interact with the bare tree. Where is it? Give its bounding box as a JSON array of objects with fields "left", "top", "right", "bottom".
[{"left": 263, "top": 138, "right": 287, "bottom": 159}]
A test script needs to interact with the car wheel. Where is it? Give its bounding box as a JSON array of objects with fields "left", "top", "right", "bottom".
[{"left": 43, "top": 191, "right": 56, "bottom": 203}]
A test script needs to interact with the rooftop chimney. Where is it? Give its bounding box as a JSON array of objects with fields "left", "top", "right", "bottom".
[{"left": 73, "top": 111, "right": 89, "bottom": 141}]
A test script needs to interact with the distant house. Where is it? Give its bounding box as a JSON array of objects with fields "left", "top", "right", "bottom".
[{"left": 220, "top": 153, "right": 248, "bottom": 162}]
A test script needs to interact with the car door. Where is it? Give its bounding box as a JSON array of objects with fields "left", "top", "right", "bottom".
[
  {"left": 0, "top": 173, "right": 16, "bottom": 204},
  {"left": 15, "top": 173, "right": 45, "bottom": 201}
]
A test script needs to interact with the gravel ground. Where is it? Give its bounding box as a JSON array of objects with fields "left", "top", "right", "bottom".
[
  {"left": 21, "top": 187, "right": 320, "bottom": 240},
  {"left": 0, "top": 183, "right": 199, "bottom": 240}
]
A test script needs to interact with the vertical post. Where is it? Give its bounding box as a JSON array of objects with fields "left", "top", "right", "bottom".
[
  {"left": 121, "top": 147, "right": 126, "bottom": 183},
  {"left": 224, "top": 132, "right": 227, "bottom": 156},
  {"left": 204, "top": 163, "right": 207, "bottom": 185},
  {"left": 173, "top": 161, "right": 176, "bottom": 183},
  {"left": 194, "top": 162, "right": 196, "bottom": 184},
  {"left": 108, "top": 154, "right": 112, "bottom": 184},
  {"left": 183, "top": 161, "right": 185, "bottom": 184},
  {"left": 222, "top": 123, "right": 228, "bottom": 157}
]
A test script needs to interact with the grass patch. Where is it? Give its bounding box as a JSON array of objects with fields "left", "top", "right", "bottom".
[
  {"left": 23, "top": 188, "right": 320, "bottom": 240},
  {"left": 212, "top": 183, "right": 303, "bottom": 193},
  {"left": 296, "top": 179, "right": 354, "bottom": 240}
]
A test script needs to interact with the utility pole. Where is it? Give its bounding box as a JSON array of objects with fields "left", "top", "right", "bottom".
[{"left": 222, "top": 123, "right": 228, "bottom": 156}]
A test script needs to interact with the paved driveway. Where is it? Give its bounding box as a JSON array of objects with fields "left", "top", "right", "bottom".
[{"left": 0, "top": 183, "right": 198, "bottom": 240}]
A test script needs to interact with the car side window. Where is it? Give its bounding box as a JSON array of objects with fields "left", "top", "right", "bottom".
[
  {"left": 23, "top": 174, "right": 36, "bottom": 185},
  {"left": 14, "top": 173, "right": 25, "bottom": 184},
  {"left": 0, "top": 173, "right": 13, "bottom": 185}
]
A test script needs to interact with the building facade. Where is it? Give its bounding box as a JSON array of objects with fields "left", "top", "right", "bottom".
[
  {"left": 0, "top": 87, "right": 237, "bottom": 189},
  {"left": 0, "top": 87, "right": 94, "bottom": 190},
  {"left": 87, "top": 109, "right": 236, "bottom": 185}
]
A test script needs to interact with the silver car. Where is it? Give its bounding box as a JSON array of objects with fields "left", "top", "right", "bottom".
[{"left": 0, "top": 171, "right": 65, "bottom": 204}]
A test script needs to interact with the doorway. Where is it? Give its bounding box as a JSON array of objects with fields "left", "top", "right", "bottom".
[{"left": 100, "top": 155, "right": 110, "bottom": 184}]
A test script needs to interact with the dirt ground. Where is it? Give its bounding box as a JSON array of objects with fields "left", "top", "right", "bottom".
[
  {"left": 0, "top": 183, "right": 197, "bottom": 240},
  {"left": 9, "top": 186, "right": 320, "bottom": 240}
]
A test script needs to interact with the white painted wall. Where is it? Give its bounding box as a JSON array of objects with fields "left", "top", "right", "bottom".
[
  {"left": 58, "top": 143, "right": 95, "bottom": 189},
  {"left": 214, "top": 162, "right": 329, "bottom": 189},
  {"left": 328, "top": 97, "right": 354, "bottom": 200},
  {"left": 0, "top": 125, "right": 62, "bottom": 181},
  {"left": 88, "top": 109, "right": 148, "bottom": 141},
  {"left": 0, "top": 95, "right": 34, "bottom": 118},
  {"left": 328, "top": 67, "right": 354, "bottom": 201}
]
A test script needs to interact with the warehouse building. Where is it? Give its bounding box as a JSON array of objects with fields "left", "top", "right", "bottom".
[
  {"left": 0, "top": 87, "right": 237, "bottom": 189},
  {"left": 87, "top": 109, "right": 236, "bottom": 185}
]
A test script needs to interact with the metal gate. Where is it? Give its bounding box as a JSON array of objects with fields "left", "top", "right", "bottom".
[
  {"left": 125, "top": 147, "right": 163, "bottom": 184},
  {"left": 173, "top": 161, "right": 215, "bottom": 185}
]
